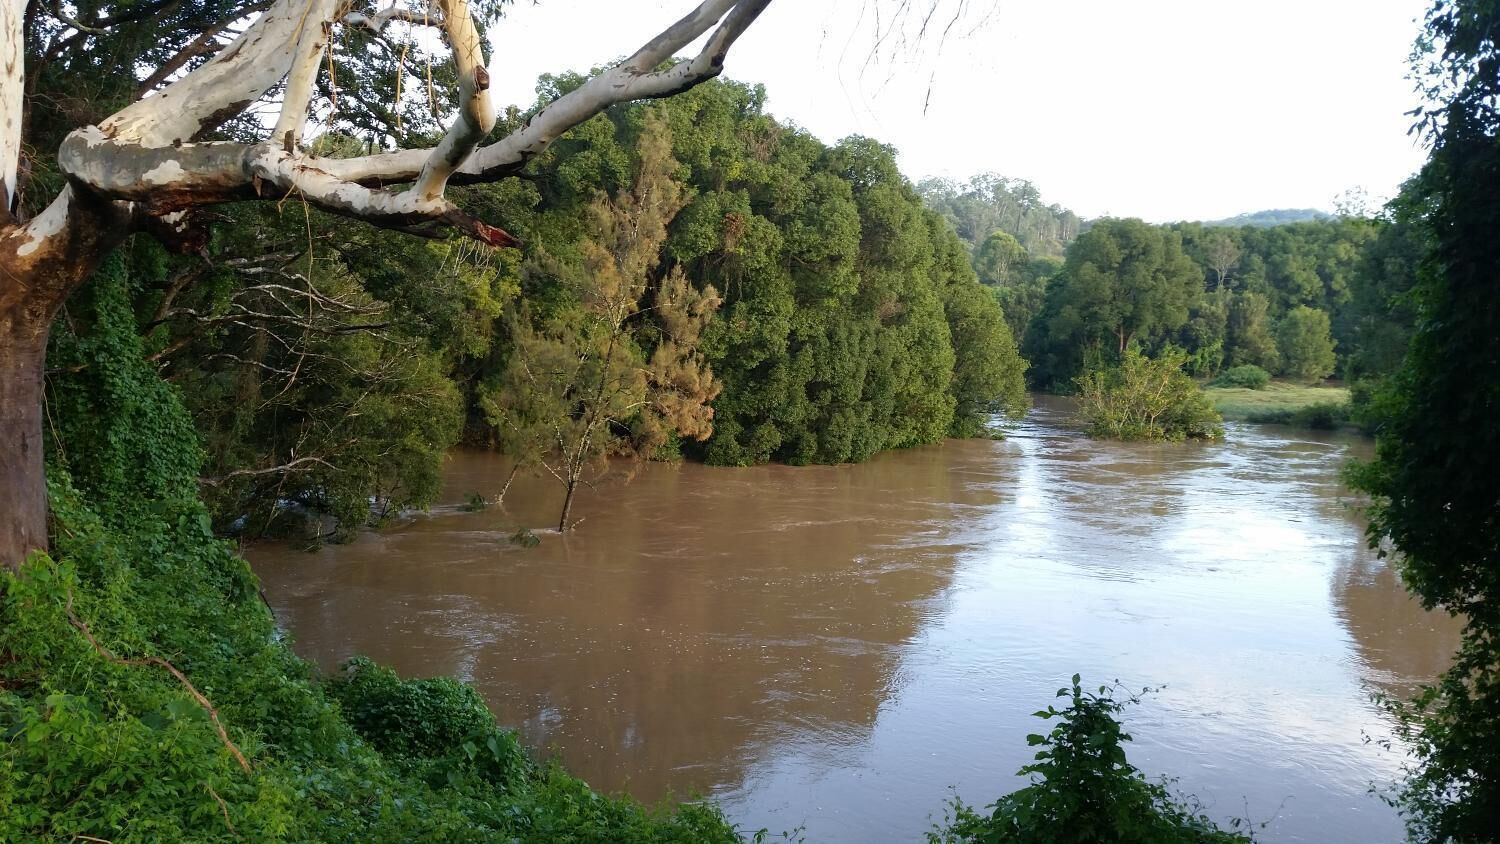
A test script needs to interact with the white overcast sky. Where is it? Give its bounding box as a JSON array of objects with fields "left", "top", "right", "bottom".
[{"left": 485, "top": 0, "right": 1431, "bottom": 223}]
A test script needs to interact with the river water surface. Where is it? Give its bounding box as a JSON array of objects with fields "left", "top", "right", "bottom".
[{"left": 248, "top": 396, "right": 1461, "bottom": 842}]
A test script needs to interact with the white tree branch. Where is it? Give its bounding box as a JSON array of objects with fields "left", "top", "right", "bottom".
[
  {"left": 314, "top": 0, "right": 772, "bottom": 187},
  {"left": 0, "top": 0, "right": 23, "bottom": 213},
  {"left": 273, "top": 0, "right": 345, "bottom": 149},
  {"left": 53, "top": 0, "right": 771, "bottom": 249},
  {"left": 410, "top": 0, "right": 493, "bottom": 200},
  {"left": 341, "top": 3, "right": 441, "bottom": 34},
  {"left": 101, "top": 0, "right": 341, "bottom": 145}
]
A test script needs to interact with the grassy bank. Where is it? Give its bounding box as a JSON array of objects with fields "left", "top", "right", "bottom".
[{"left": 1206, "top": 381, "right": 1351, "bottom": 427}]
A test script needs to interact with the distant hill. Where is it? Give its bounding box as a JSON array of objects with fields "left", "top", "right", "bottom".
[{"left": 1201, "top": 208, "right": 1332, "bottom": 228}]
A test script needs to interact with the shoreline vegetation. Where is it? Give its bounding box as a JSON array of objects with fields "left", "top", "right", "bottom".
[
  {"left": 1206, "top": 381, "right": 1354, "bottom": 430},
  {"left": 5, "top": 0, "right": 1489, "bottom": 834}
]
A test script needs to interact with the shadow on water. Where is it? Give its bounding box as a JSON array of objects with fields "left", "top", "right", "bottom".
[{"left": 249, "top": 394, "right": 1462, "bottom": 843}]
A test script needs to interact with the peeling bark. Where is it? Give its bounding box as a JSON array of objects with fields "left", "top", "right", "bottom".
[
  {"left": 0, "top": 0, "right": 21, "bottom": 212},
  {"left": 272, "top": 0, "right": 342, "bottom": 148}
]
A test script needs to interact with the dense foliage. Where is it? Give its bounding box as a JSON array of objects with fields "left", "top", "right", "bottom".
[
  {"left": 1024, "top": 220, "right": 1201, "bottom": 388},
  {"left": 1212, "top": 365, "right": 1271, "bottom": 390},
  {"left": 71, "top": 75, "right": 1030, "bottom": 537},
  {"left": 1346, "top": 0, "right": 1500, "bottom": 838},
  {"left": 918, "top": 174, "right": 1084, "bottom": 260},
  {"left": 927, "top": 678, "right": 1251, "bottom": 844},
  {"left": 2, "top": 259, "right": 747, "bottom": 842},
  {"left": 1075, "top": 347, "right": 1224, "bottom": 442}
]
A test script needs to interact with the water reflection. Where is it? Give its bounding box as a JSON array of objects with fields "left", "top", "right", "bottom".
[
  {"left": 250, "top": 395, "right": 1461, "bottom": 843},
  {"left": 253, "top": 439, "right": 1003, "bottom": 802}
]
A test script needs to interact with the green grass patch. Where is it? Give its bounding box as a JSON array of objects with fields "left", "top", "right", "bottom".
[{"left": 1206, "top": 380, "right": 1350, "bottom": 422}]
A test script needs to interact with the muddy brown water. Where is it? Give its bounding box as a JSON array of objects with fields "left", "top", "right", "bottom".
[{"left": 248, "top": 395, "right": 1461, "bottom": 842}]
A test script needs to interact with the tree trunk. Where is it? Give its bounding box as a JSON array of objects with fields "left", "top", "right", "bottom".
[
  {"left": 558, "top": 473, "right": 578, "bottom": 533},
  {"left": 0, "top": 190, "right": 128, "bottom": 569},
  {"left": 495, "top": 461, "right": 520, "bottom": 506},
  {"left": 0, "top": 325, "right": 49, "bottom": 568}
]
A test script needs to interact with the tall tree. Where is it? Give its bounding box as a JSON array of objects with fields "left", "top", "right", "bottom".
[
  {"left": 973, "top": 229, "right": 1028, "bottom": 287},
  {"left": 0, "top": 0, "right": 772, "bottom": 566},
  {"left": 491, "top": 114, "right": 719, "bottom": 532},
  {"left": 1275, "top": 305, "right": 1337, "bottom": 382},
  {"left": 1225, "top": 291, "right": 1280, "bottom": 371},
  {"left": 1202, "top": 231, "right": 1242, "bottom": 290},
  {"left": 1348, "top": 0, "right": 1500, "bottom": 838},
  {"left": 1026, "top": 218, "right": 1200, "bottom": 386}
]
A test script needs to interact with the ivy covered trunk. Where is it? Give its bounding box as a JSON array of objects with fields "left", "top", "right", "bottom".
[
  {"left": 0, "top": 324, "right": 48, "bottom": 568},
  {"left": 0, "top": 193, "right": 126, "bottom": 568}
]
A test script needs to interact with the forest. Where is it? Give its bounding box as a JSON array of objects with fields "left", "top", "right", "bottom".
[
  {"left": 2, "top": 0, "right": 1498, "bottom": 840},
  {"left": 48, "top": 79, "right": 1422, "bottom": 542}
]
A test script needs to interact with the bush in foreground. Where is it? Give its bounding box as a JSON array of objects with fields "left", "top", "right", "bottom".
[
  {"left": 927, "top": 678, "right": 1255, "bottom": 844},
  {"left": 1076, "top": 348, "right": 1224, "bottom": 442}
]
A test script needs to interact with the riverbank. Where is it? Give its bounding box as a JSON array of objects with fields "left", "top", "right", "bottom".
[{"left": 1207, "top": 381, "right": 1352, "bottom": 427}]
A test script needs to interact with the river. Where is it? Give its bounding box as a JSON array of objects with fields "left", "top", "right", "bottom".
[{"left": 247, "top": 395, "right": 1461, "bottom": 842}]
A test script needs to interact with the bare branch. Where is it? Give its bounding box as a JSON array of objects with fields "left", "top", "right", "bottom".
[
  {"left": 54, "top": 0, "right": 770, "bottom": 248},
  {"left": 65, "top": 592, "right": 251, "bottom": 774},
  {"left": 341, "top": 4, "right": 442, "bottom": 34},
  {"left": 314, "top": 0, "right": 772, "bottom": 187},
  {"left": 201, "top": 456, "right": 337, "bottom": 485}
]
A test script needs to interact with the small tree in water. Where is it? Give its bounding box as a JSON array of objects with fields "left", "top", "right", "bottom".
[
  {"left": 485, "top": 112, "right": 721, "bottom": 532},
  {"left": 928, "top": 678, "right": 1256, "bottom": 844},
  {"left": 1075, "top": 347, "right": 1224, "bottom": 442}
]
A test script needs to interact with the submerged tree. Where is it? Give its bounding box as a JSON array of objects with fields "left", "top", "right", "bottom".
[
  {"left": 1074, "top": 347, "right": 1223, "bottom": 442},
  {"left": 487, "top": 114, "right": 719, "bottom": 532},
  {"left": 0, "top": 0, "right": 773, "bottom": 566}
]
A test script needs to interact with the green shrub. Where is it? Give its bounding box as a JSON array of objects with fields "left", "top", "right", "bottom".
[
  {"left": 1212, "top": 365, "right": 1271, "bottom": 390},
  {"left": 327, "top": 657, "right": 509, "bottom": 759},
  {"left": 927, "top": 678, "right": 1255, "bottom": 844},
  {"left": 1241, "top": 408, "right": 1295, "bottom": 425},
  {"left": 1244, "top": 401, "right": 1348, "bottom": 429},
  {"left": 1076, "top": 347, "right": 1224, "bottom": 442},
  {"left": 1290, "top": 402, "right": 1347, "bottom": 429}
]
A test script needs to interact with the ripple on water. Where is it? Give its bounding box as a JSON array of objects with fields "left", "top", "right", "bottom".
[{"left": 247, "top": 397, "right": 1462, "bottom": 844}]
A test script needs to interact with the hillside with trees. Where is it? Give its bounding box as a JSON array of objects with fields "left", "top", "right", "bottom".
[{"left": 1201, "top": 209, "right": 1332, "bottom": 228}]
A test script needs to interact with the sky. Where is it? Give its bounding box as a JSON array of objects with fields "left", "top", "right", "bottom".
[{"left": 485, "top": 0, "right": 1432, "bottom": 223}]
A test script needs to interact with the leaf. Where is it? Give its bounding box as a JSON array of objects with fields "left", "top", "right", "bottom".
[{"left": 1025, "top": 734, "right": 1047, "bottom": 746}]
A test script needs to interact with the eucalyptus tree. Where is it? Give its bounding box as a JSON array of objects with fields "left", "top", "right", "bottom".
[{"left": 0, "top": 0, "right": 773, "bottom": 566}]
